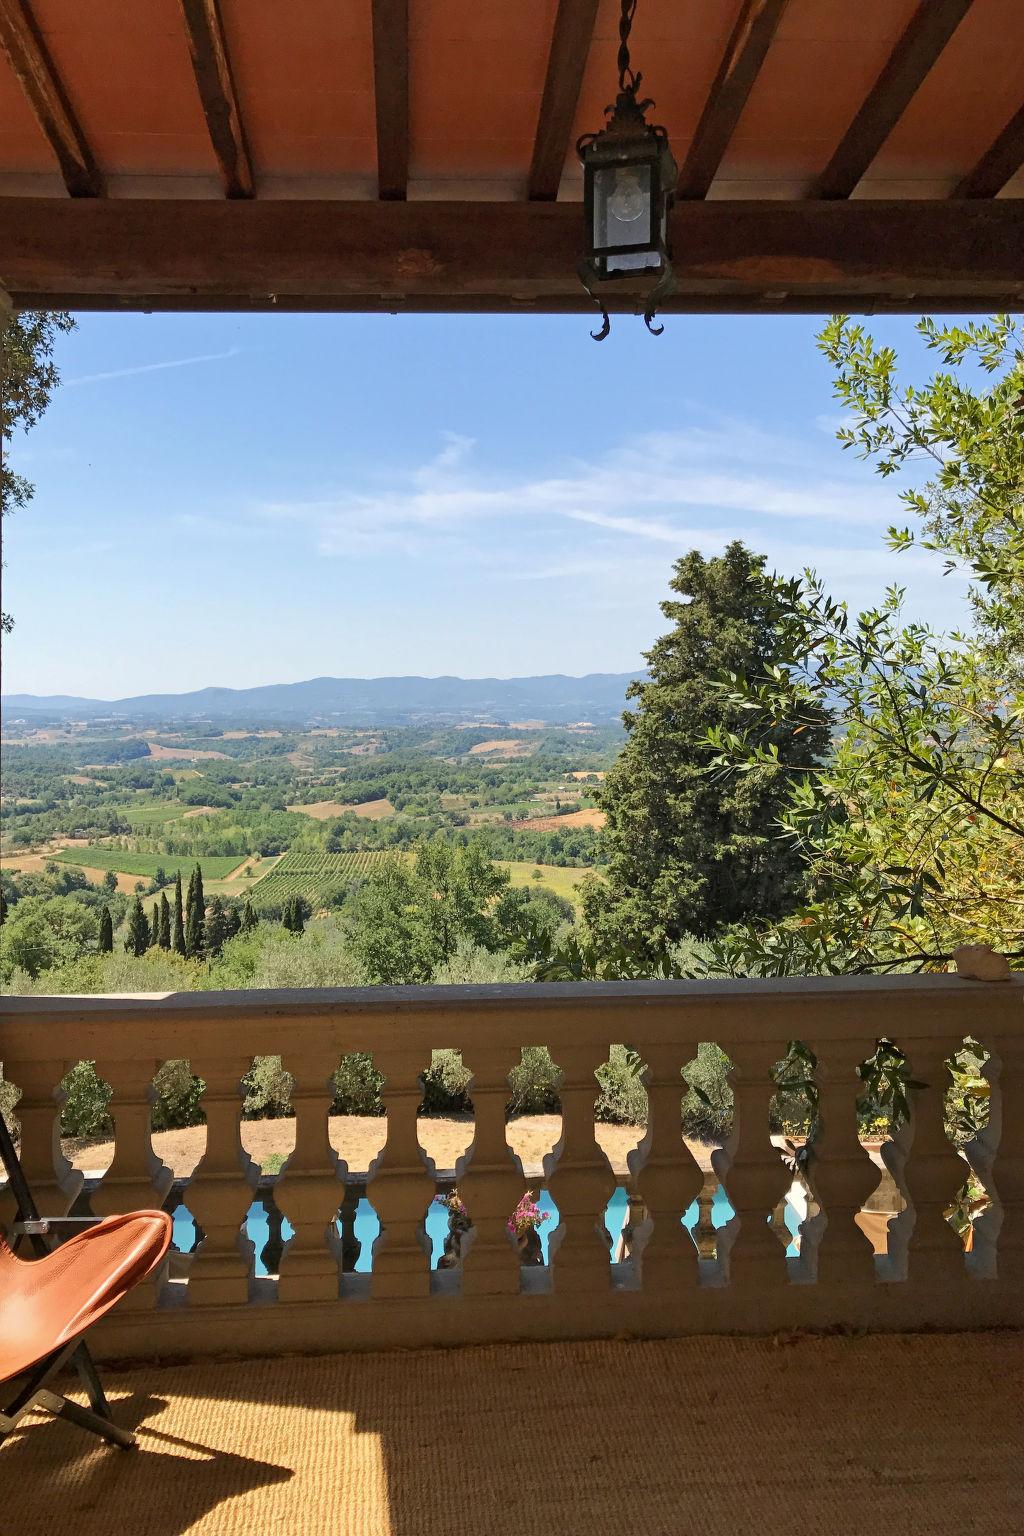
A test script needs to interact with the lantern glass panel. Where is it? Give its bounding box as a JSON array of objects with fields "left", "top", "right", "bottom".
[{"left": 592, "top": 159, "right": 656, "bottom": 255}]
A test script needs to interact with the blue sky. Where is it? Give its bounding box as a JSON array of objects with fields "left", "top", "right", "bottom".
[{"left": 4, "top": 309, "right": 970, "bottom": 699}]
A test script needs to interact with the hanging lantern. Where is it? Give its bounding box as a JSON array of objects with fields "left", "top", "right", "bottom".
[{"left": 577, "top": 0, "right": 677, "bottom": 340}]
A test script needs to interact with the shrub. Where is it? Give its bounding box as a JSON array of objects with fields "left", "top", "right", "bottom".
[
  {"left": 507, "top": 1045, "right": 561, "bottom": 1115},
  {"left": 58, "top": 1061, "right": 113, "bottom": 1138},
  {"left": 681, "top": 1043, "right": 734, "bottom": 1143},
  {"left": 594, "top": 1044, "right": 648, "bottom": 1125},
  {"left": 420, "top": 1049, "right": 473, "bottom": 1115},
  {"left": 151, "top": 1060, "right": 206, "bottom": 1131},
  {"left": 242, "top": 1055, "right": 294, "bottom": 1119},
  {"left": 330, "top": 1052, "right": 384, "bottom": 1116}
]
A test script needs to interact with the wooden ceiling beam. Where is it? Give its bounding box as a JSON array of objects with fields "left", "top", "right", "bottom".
[
  {"left": 371, "top": 0, "right": 409, "bottom": 201},
  {"left": 2, "top": 198, "right": 1022, "bottom": 314},
  {"left": 179, "top": 0, "right": 253, "bottom": 199},
  {"left": 677, "top": 0, "right": 788, "bottom": 200},
  {"left": 0, "top": 0, "right": 102, "bottom": 197},
  {"left": 529, "top": 0, "right": 599, "bottom": 201},
  {"left": 952, "top": 104, "right": 1024, "bottom": 198},
  {"left": 811, "top": 0, "right": 973, "bottom": 200}
]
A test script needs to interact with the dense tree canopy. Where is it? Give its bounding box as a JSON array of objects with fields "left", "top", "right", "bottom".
[
  {"left": 582, "top": 542, "right": 831, "bottom": 954},
  {"left": 706, "top": 316, "right": 1024, "bottom": 974}
]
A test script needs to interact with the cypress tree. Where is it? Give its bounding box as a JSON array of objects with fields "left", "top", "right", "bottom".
[
  {"left": 172, "top": 872, "right": 186, "bottom": 955},
  {"left": 125, "top": 895, "right": 150, "bottom": 958},
  {"left": 159, "top": 892, "right": 172, "bottom": 949},
  {"left": 99, "top": 906, "right": 114, "bottom": 952},
  {"left": 0, "top": 888, "right": 7, "bottom": 926},
  {"left": 205, "top": 896, "right": 229, "bottom": 956},
  {"left": 582, "top": 542, "right": 831, "bottom": 954},
  {"left": 241, "top": 899, "right": 258, "bottom": 932},
  {"left": 185, "top": 862, "right": 205, "bottom": 958},
  {"left": 150, "top": 902, "right": 160, "bottom": 948},
  {"left": 223, "top": 905, "right": 241, "bottom": 940}
]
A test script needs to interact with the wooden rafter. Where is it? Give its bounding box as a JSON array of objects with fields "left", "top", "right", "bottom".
[
  {"left": 371, "top": 0, "right": 408, "bottom": 201},
  {"left": 0, "top": 0, "right": 102, "bottom": 197},
  {"left": 953, "top": 104, "right": 1024, "bottom": 198},
  {"left": 3, "top": 198, "right": 1022, "bottom": 315},
  {"left": 528, "top": 0, "right": 599, "bottom": 201},
  {"left": 179, "top": 0, "right": 252, "bottom": 199},
  {"left": 811, "top": 0, "right": 973, "bottom": 200},
  {"left": 677, "top": 0, "right": 788, "bottom": 200}
]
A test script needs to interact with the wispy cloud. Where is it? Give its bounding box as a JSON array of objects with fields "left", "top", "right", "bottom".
[
  {"left": 65, "top": 348, "right": 242, "bottom": 388},
  {"left": 254, "top": 423, "right": 895, "bottom": 561}
]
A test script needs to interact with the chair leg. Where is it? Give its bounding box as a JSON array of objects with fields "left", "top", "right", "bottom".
[
  {"left": 0, "top": 1341, "right": 135, "bottom": 1451},
  {"left": 35, "top": 1389, "right": 136, "bottom": 1449},
  {"left": 73, "top": 1341, "right": 114, "bottom": 1418}
]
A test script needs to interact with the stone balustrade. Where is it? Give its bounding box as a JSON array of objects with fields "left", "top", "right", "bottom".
[{"left": 1, "top": 975, "right": 1021, "bottom": 1361}]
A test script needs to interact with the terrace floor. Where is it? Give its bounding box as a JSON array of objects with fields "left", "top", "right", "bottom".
[{"left": 6, "top": 1331, "right": 1022, "bottom": 1536}]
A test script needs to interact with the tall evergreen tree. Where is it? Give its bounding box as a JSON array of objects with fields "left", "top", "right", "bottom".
[
  {"left": 205, "top": 896, "right": 229, "bottom": 956},
  {"left": 125, "top": 895, "right": 150, "bottom": 958},
  {"left": 223, "top": 905, "right": 241, "bottom": 940},
  {"left": 582, "top": 542, "right": 831, "bottom": 954},
  {"left": 241, "top": 898, "right": 258, "bottom": 932},
  {"left": 159, "top": 892, "right": 172, "bottom": 949},
  {"left": 150, "top": 902, "right": 160, "bottom": 948},
  {"left": 172, "top": 871, "right": 185, "bottom": 955},
  {"left": 99, "top": 905, "right": 113, "bottom": 952},
  {"left": 0, "top": 889, "right": 7, "bottom": 926},
  {"left": 185, "top": 862, "right": 205, "bottom": 958}
]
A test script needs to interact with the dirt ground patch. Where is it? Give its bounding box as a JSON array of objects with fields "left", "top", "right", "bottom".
[
  {"left": 62, "top": 1115, "right": 712, "bottom": 1183},
  {"left": 147, "top": 743, "right": 230, "bottom": 762},
  {"left": 182, "top": 805, "right": 218, "bottom": 818},
  {"left": 514, "top": 807, "right": 606, "bottom": 831},
  {"left": 287, "top": 797, "right": 395, "bottom": 821},
  {"left": 565, "top": 770, "right": 606, "bottom": 781},
  {"left": 222, "top": 854, "right": 280, "bottom": 882},
  {"left": 74, "top": 865, "right": 152, "bottom": 894},
  {"left": 468, "top": 738, "right": 534, "bottom": 757}
]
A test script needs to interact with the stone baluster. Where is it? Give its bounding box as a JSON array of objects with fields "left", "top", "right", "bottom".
[
  {"left": 458, "top": 1047, "right": 522, "bottom": 1298},
  {"left": 904, "top": 1039, "right": 978, "bottom": 1287},
  {"left": 276, "top": 1057, "right": 345, "bottom": 1303},
  {"left": 88, "top": 1057, "right": 173, "bottom": 1312},
  {"left": 807, "top": 1040, "right": 879, "bottom": 1287},
  {"left": 369, "top": 1051, "right": 432, "bottom": 1300},
  {"left": 185, "top": 1053, "right": 254, "bottom": 1308},
  {"left": 543, "top": 1045, "right": 613, "bottom": 1295},
  {"left": 992, "top": 1033, "right": 1023, "bottom": 1284},
  {"left": 633, "top": 1046, "right": 703, "bottom": 1291},
  {"left": 0, "top": 1057, "right": 78, "bottom": 1229},
  {"left": 721, "top": 1042, "right": 790, "bottom": 1292}
]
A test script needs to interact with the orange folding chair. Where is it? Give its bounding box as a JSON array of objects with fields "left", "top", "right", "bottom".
[{"left": 0, "top": 1112, "right": 171, "bottom": 1449}]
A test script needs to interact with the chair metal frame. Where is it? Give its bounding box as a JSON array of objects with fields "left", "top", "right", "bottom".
[{"left": 0, "top": 1112, "right": 136, "bottom": 1449}]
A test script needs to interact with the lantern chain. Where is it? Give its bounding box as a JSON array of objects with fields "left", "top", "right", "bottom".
[{"left": 617, "top": 0, "right": 640, "bottom": 94}]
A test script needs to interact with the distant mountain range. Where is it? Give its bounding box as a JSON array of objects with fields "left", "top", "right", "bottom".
[{"left": 2, "top": 673, "right": 643, "bottom": 727}]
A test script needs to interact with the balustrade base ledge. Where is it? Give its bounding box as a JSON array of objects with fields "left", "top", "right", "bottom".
[{"left": 84, "top": 1279, "right": 1024, "bottom": 1365}]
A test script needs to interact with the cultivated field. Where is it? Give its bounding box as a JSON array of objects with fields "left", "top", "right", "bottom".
[
  {"left": 53, "top": 847, "right": 245, "bottom": 880},
  {"left": 287, "top": 797, "right": 395, "bottom": 821},
  {"left": 248, "top": 848, "right": 396, "bottom": 908},
  {"left": 513, "top": 807, "right": 606, "bottom": 831}
]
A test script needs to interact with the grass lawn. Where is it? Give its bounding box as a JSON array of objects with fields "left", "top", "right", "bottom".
[
  {"left": 53, "top": 847, "right": 246, "bottom": 880},
  {"left": 498, "top": 861, "right": 601, "bottom": 905}
]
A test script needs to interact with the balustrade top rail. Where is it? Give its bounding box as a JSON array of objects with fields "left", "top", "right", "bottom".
[
  {"left": 3, "top": 974, "right": 1022, "bottom": 1060},
  {"left": 1, "top": 976, "right": 1021, "bottom": 1361}
]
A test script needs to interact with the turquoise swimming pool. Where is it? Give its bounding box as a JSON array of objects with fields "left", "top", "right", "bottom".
[{"left": 170, "top": 1181, "right": 800, "bottom": 1276}]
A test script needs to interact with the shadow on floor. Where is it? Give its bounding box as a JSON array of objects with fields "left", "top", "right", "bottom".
[{"left": 5, "top": 1332, "right": 1022, "bottom": 1536}]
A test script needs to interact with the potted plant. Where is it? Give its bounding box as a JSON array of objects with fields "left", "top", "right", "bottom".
[
  {"left": 507, "top": 1190, "right": 549, "bottom": 1266},
  {"left": 434, "top": 1187, "right": 472, "bottom": 1269}
]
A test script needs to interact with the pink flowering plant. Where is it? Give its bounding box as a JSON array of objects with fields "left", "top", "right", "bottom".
[{"left": 506, "top": 1191, "right": 549, "bottom": 1241}]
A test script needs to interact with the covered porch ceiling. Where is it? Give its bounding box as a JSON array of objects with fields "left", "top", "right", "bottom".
[{"left": 0, "top": 0, "right": 1022, "bottom": 314}]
